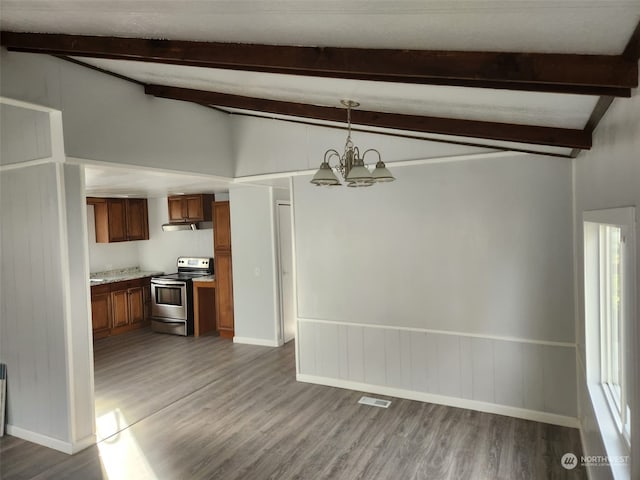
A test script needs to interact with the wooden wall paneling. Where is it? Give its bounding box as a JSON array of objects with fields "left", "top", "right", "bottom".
[
  {"left": 297, "top": 321, "right": 317, "bottom": 376},
  {"left": 345, "top": 325, "right": 365, "bottom": 382},
  {"left": 471, "top": 338, "right": 495, "bottom": 403},
  {"left": 363, "top": 328, "right": 386, "bottom": 386},
  {"left": 409, "top": 332, "right": 430, "bottom": 392},
  {"left": 384, "top": 329, "right": 403, "bottom": 389},
  {"left": 315, "top": 322, "right": 340, "bottom": 379},
  {"left": 298, "top": 320, "right": 578, "bottom": 418},
  {"left": 459, "top": 337, "right": 474, "bottom": 400},
  {"left": 436, "top": 335, "right": 462, "bottom": 398},
  {"left": 522, "top": 343, "right": 545, "bottom": 412},
  {"left": 493, "top": 341, "right": 524, "bottom": 408}
]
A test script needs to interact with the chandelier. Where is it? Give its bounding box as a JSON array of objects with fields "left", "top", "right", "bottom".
[{"left": 310, "top": 100, "right": 395, "bottom": 187}]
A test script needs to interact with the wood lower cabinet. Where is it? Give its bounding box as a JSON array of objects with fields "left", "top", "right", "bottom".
[
  {"left": 215, "top": 252, "right": 234, "bottom": 337},
  {"left": 213, "top": 200, "right": 234, "bottom": 338},
  {"left": 91, "top": 277, "right": 151, "bottom": 339},
  {"left": 91, "top": 284, "right": 111, "bottom": 339}
]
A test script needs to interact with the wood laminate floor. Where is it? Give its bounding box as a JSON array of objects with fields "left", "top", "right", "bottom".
[{"left": 1, "top": 328, "right": 587, "bottom": 480}]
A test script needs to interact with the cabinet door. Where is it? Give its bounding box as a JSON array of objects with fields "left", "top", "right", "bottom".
[
  {"left": 91, "top": 292, "right": 111, "bottom": 334},
  {"left": 107, "top": 199, "right": 127, "bottom": 242},
  {"left": 143, "top": 281, "right": 152, "bottom": 321},
  {"left": 126, "top": 199, "right": 149, "bottom": 241},
  {"left": 168, "top": 196, "right": 186, "bottom": 222},
  {"left": 184, "top": 195, "right": 204, "bottom": 222},
  {"left": 111, "top": 290, "right": 130, "bottom": 327},
  {"left": 215, "top": 252, "right": 234, "bottom": 332},
  {"left": 213, "top": 201, "right": 232, "bottom": 251},
  {"left": 128, "top": 287, "right": 145, "bottom": 325}
]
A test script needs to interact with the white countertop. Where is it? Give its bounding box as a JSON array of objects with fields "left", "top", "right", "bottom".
[{"left": 89, "top": 267, "right": 164, "bottom": 286}]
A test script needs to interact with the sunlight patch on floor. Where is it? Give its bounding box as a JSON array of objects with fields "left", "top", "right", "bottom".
[{"left": 96, "top": 409, "right": 158, "bottom": 480}]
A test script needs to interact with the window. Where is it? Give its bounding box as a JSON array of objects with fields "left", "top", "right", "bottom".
[
  {"left": 584, "top": 207, "right": 635, "bottom": 457},
  {"left": 598, "top": 224, "right": 629, "bottom": 441}
]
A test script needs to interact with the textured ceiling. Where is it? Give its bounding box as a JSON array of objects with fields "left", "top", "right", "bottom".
[{"left": 2, "top": 1, "right": 639, "bottom": 54}]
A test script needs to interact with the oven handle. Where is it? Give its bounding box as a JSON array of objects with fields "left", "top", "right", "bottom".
[{"left": 151, "top": 279, "right": 186, "bottom": 287}]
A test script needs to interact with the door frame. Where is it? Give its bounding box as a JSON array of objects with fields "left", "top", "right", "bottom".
[{"left": 275, "top": 200, "right": 294, "bottom": 346}]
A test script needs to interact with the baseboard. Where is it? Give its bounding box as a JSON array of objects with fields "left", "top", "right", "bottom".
[
  {"left": 233, "top": 336, "right": 279, "bottom": 347},
  {"left": 5, "top": 425, "right": 96, "bottom": 454},
  {"left": 297, "top": 374, "right": 579, "bottom": 429}
]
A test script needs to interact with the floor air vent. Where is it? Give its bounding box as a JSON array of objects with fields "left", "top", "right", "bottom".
[{"left": 358, "top": 396, "right": 391, "bottom": 408}]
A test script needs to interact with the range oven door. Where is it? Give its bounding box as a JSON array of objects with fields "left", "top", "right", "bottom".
[{"left": 151, "top": 279, "right": 187, "bottom": 321}]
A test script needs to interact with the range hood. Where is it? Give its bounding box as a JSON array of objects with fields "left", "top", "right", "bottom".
[
  {"left": 161, "top": 221, "right": 213, "bottom": 232},
  {"left": 162, "top": 223, "right": 198, "bottom": 232}
]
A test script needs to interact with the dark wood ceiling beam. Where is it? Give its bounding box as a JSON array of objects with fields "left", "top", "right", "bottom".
[
  {"left": 145, "top": 84, "right": 590, "bottom": 149},
  {"left": 0, "top": 31, "right": 635, "bottom": 97}
]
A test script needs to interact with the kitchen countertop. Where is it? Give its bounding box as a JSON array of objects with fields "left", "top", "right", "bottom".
[
  {"left": 89, "top": 267, "right": 164, "bottom": 286},
  {"left": 193, "top": 275, "right": 216, "bottom": 283}
]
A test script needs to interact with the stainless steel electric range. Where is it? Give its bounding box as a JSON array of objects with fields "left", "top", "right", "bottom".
[{"left": 150, "top": 256, "right": 213, "bottom": 336}]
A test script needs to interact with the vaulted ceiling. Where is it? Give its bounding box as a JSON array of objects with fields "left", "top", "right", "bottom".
[{"left": 2, "top": 0, "right": 639, "bottom": 160}]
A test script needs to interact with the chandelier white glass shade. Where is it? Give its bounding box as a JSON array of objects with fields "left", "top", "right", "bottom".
[{"left": 310, "top": 100, "right": 395, "bottom": 187}]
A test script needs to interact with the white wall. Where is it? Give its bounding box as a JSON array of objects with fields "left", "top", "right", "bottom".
[
  {"left": 0, "top": 103, "right": 51, "bottom": 165},
  {"left": 1, "top": 49, "right": 234, "bottom": 177},
  {"left": 229, "top": 185, "right": 281, "bottom": 345},
  {"left": 138, "top": 197, "right": 214, "bottom": 274},
  {"left": 294, "top": 153, "right": 578, "bottom": 423},
  {"left": 574, "top": 82, "right": 640, "bottom": 480},
  {"left": 231, "top": 114, "right": 494, "bottom": 178}
]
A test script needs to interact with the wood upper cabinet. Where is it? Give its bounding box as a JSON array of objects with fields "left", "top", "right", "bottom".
[
  {"left": 167, "top": 194, "right": 213, "bottom": 223},
  {"left": 89, "top": 197, "right": 149, "bottom": 243},
  {"left": 213, "top": 201, "right": 232, "bottom": 251},
  {"left": 213, "top": 200, "right": 234, "bottom": 337},
  {"left": 125, "top": 199, "right": 149, "bottom": 241}
]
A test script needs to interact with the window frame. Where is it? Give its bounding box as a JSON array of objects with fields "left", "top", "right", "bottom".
[{"left": 583, "top": 206, "right": 636, "bottom": 477}]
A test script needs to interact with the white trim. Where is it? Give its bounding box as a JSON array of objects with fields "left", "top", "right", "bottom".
[
  {"left": 49, "top": 110, "right": 66, "bottom": 162},
  {"left": 268, "top": 188, "right": 282, "bottom": 347},
  {"left": 275, "top": 200, "right": 293, "bottom": 347},
  {"left": 289, "top": 177, "right": 301, "bottom": 376},
  {"left": 297, "top": 374, "right": 579, "bottom": 429},
  {"left": 0, "top": 96, "right": 58, "bottom": 113},
  {"left": 55, "top": 162, "right": 78, "bottom": 444},
  {"left": 5, "top": 425, "right": 95, "bottom": 454},
  {"left": 78, "top": 165, "right": 97, "bottom": 442},
  {"left": 233, "top": 336, "right": 280, "bottom": 347},
  {"left": 0, "top": 156, "right": 62, "bottom": 171},
  {"left": 232, "top": 151, "right": 526, "bottom": 183},
  {"left": 298, "top": 317, "right": 576, "bottom": 348},
  {"left": 583, "top": 207, "right": 636, "bottom": 227},
  {"left": 66, "top": 156, "right": 234, "bottom": 183}
]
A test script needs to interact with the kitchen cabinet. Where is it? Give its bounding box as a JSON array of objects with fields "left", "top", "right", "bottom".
[
  {"left": 89, "top": 197, "right": 149, "bottom": 243},
  {"left": 91, "top": 277, "right": 152, "bottom": 339},
  {"left": 167, "top": 194, "right": 213, "bottom": 223},
  {"left": 213, "top": 200, "right": 234, "bottom": 338},
  {"left": 91, "top": 284, "right": 111, "bottom": 340},
  {"left": 213, "top": 201, "right": 232, "bottom": 251}
]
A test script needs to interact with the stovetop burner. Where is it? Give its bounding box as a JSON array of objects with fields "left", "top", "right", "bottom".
[{"left": 157, "top": 272, "right": 211, "bottom": 281}]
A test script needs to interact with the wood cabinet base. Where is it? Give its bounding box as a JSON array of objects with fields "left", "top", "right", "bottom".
[{"left": 218, "top": 329, "right": 234, "bottom": 339}]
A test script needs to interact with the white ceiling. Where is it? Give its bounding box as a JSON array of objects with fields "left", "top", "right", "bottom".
[
  {"left": 3, "top": 1, "right": 638, "bottom": 195},
  {"left": 76, "top": 57, "right": 599, "bottom": 129},
  {"left": 2, "top": 1, "right": 639, "bottom": 54}
]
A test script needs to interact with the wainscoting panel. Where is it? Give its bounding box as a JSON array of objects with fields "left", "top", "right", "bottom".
[{"left": 298, "top": 319, "right": 577, "bottom": 421}]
